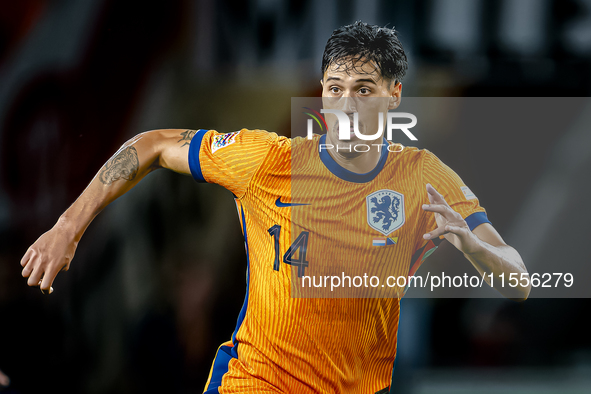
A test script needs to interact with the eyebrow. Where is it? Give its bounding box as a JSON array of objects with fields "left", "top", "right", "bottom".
[{"left": 325, "top": 77, "right": 378, "bottom": 85}]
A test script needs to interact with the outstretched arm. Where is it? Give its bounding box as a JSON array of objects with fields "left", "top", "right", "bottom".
[
  {"left": 422, "top": 183, "right": 531, "bottom": 300},
  {"left": 20, "top": 129, "right": 200, "bottom": 293}
]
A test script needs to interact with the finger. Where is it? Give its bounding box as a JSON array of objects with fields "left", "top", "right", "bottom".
[
  {"left": 427, "top": 191, "right": 435, "bottom": 204},
  {"left": 426, "top": 183, "right": 448, "bottom": 206},
  {"left": 422, "top": 203, "right": 457, "bottom": 220},
  {"left": 21, "top": 248, "right": 33, "bottom": 267},
  {"left": 27, "top": 264, "right": 45, "bottom": 287},
  {"left": 22, "top": 256, "right": 36, "bottom": 278},
  {"left": 423, "top": 226, "right": 448, "bottom": 240},
  {"left": 426, "top": 183, "right": 439, "bottom": 204},
  {"left": 40, "top": 265, "right": 61, "bottom": 292}
]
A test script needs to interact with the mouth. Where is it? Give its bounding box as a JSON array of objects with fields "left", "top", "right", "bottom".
[
  {"left": 329, "top": 114, "right": 363, "bottom": 141},
  {"left": 349, "top": 124, "right": 364, "bottom": 140},
  {"left": 332, "top": 124, "right": 357, "bottom": 141},
  {"left": 346, "top": 114, "right": 359, "bottom": 139}
]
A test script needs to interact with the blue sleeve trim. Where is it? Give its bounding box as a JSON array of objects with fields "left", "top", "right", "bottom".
[
  {"left": 188, "top": 129, "right": 208, "bottom": 182},
  {"left": 465, "top": 211, "right": 491, "bottom": 231}
]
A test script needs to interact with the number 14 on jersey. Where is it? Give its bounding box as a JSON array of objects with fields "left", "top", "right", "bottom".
[{"left": 267, "top": 225, "right": 310, "bottom": 277}]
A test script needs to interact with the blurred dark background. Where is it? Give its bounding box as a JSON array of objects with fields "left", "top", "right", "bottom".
[{"left": 1, "top": 0, "right": 591, "bottom": 393}]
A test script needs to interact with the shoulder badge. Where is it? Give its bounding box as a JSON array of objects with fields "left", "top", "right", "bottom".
[{"left": 211, "top": 130, "right": 240, "bottom": 153}]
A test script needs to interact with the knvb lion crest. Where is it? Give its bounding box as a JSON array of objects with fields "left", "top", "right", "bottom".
[{"left": 366, "top": 189, "right": 405, "bottom": 236}]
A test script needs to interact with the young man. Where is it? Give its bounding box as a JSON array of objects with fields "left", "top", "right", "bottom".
[{"left": 21, "top": 22, "right": 530, "bottom": 393}]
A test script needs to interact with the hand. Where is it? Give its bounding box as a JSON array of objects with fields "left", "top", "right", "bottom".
[
  {"left": 421, "top": 183, "right": 480, "bottom": 254},
  {"left": 21, "top": 220, "right": 77, "bottom": 294},
  {"left": 0, "top": 368, "right": 9, "bottom": 387}
]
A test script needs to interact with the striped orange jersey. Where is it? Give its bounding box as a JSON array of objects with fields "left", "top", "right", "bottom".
[{"left": 188, "top": 129, "right": 489, "bottom": 393}]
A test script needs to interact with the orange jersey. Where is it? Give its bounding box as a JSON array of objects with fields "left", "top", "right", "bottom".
[{"left": 188, "top": 129, "right": 489, "bottom": 393}]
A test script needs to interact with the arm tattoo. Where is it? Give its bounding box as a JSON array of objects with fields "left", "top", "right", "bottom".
[
  {"left": 99, "top": 146, "right": 139, "bottom": 185},
  {"left": 178, "top": 130, "right": 197, "bottom": 147}
]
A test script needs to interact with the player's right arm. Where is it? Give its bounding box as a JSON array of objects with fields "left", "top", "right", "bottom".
[{"left": 20, "top": 129, "right": 200, "bottom": 293}]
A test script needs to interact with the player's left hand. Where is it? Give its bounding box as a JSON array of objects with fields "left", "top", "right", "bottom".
[
  {"left": 421, "top": 183, "right": 480, "bottom": 254},
  {"left": 0, "top": 367, "right": 10, "bottom": 388}
]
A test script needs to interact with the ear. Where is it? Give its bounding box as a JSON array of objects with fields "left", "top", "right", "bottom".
[{"left": 388, "top": 82, "right": 402, "bottom": 110}]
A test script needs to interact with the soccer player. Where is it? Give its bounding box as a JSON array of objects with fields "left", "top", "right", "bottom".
[{"left": 21, "top": 22, "right": 530, "bottom": 393}]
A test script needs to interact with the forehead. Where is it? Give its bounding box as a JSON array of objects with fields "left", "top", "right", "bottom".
[{"left": 323, "top": 57, "right": 384, "bottom": 83}]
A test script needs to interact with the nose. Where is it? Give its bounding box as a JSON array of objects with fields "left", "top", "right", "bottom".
[{"left": 341, "top": 96, "right": 357, "bottom": 113}]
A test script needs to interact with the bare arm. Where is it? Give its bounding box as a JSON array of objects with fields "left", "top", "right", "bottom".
[
  {"left": 422, "top": 184, "right": 531, "bottom": 300},
  {"left": 21, "top": 129, "right": 200, "bottom": 292}
]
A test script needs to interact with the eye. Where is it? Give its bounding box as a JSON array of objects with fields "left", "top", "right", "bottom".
[
  {"left": 329, "top": 86, "right": 341, "bottom": 94},
  {"left": 358, "top": 87, "right": 371, "bottom": 95}
]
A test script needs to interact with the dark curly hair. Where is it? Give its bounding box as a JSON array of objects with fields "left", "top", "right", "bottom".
[{"left": 321, "top": 21, "right": 408, "bottom": 84}]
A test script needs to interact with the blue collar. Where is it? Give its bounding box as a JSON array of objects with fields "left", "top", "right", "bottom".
[{"left": 317, "top": 134, "right": 389, "bottom": 183}]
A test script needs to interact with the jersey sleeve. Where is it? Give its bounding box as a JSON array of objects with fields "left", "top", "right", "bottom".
[
  {"left": 188, "top": 128, "right": 275, "bottom": 197},
  {"left": 422, "top": 149, "right": 491, "bottom": 232}
]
